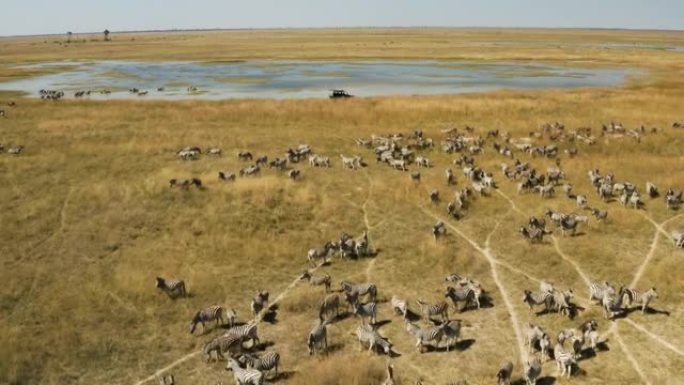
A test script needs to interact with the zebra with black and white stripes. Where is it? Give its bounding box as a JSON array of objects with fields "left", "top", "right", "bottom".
[
  {"left": 340, "top": 281, "right": 377, "bottom": 302},
  {"left": 602, "top": 290, "right": 623, "bottom": 319},
  {"left": 307, "top": 320, "right": 328, "bottom": 355},
  {"left": 440, "top": 319, "right": 461, "bottom": 352},
  {"left": 355, "top": 324, "right": 392, "bottom": 355},
  {"left": 251, "top": 290, "right": 270, "bottom": 317},
  {"left": 415, "top": 299, "right": 449, "bottom": 322},
  {"left": 445, "top": 285, "right": 481, "bottom": 311},
  {"left": 404, "top": 319, "right": 445, "bottom": 353},
  {"left": 190, "top": 305, "right": 226, "bottom": 334},
  {"left": 299, "top": 270, "right": 332, "bottom": 292},
  {"left": 226, "top": 358, "right": 264, "bottom": 385},
  {"left": 553, "top": 343, "right": 577, "bottom": 379},
  {"left": 346, "top": 294, "right": 377, "bottom": 325},
  {"left": 238, "top": 351, "right": 280, "bottom": 379},
  {"left": 589, "top": 281, "right": 615, "bottom": 304},
  {"left": 522, "top": 289, "right": 553, "bottom": 313},
  {"left": 155, "top": 277, "right": 187, "bottom": 299},
  {"left": 619, "top": 287, "right": 658, "bottom": 313},
  {"left": 523, "top": 357, "right": 542, "bottom": 385},
  {"left": 225, "top": 322, "right": 260, "bottom": 348},
  {"left": 319, "top": 293, "right": 340, "bottom": 321},
  {"left": 203, "top": 333, "right": 244, "bottom": 362}
]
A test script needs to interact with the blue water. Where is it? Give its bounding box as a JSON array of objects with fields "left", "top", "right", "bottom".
[{"left": 0, "top": 60, "right": 634, "bottom": 100}]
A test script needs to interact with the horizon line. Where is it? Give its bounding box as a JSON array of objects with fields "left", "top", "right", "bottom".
[{"left": 2, "top": 25, "right": 684, "bottom": 39}]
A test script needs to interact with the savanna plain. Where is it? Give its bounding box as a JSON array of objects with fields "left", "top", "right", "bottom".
[{"left": 1, "top": 29, "right": 684, "bottom": 385}]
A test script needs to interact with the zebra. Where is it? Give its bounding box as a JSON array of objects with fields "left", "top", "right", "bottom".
[
  {"left": 307, "top": 242, "right": 334, "bottom": 267},
  {"left": 203, "top": 333, "right": 245, "bottom": 362},
  {"left": 158, "top": 374, "right": 174, "bottom": 385},
  {"left": 445, "top": 285, "right": 480, "bottom": 311},
  {"left": 255, "top": 155, "right": 268, "bottom": 167},
  {"left": 415, "top": 299, "right": 449, "bottom": 322},
  {"left": 355, "top": 324, "right": 392, "bottom": 355},
  {"left": 190, "top": 305, "right": 226, "bottom": 334},
  {"left": 580, "top": 319, "right": 601, "bottom": 352},
  {"left": 415, "top": 156, "right": 431, "bottom": 168},
  {"left": 340, "top": 154, "right": 358, "bottom": 169},
  {"left": 206, "top": 148, "right": 222, "bottom": 156},
  {"left": 237, "top": 151, "right": 253, "bottom": 161},
  {"left": 226, "top": 358, "right": 264, "bottom": 385},
  {"left": 576, "top": 194, "right": 588, "bottom": 208},
  {"left": 391, "top": 295, "right": 408, "bottom": 317},
  {"left": 591, "top": 208, "right": 608, "bottom": 222},
  {"left": 432, "top": 221, "right": 447, "bottom": 240},
  {"left": 522, "top": 290, "right": 553, "bottom": 313},
  {"left": 601, "top": 290, "right": 623, "bottom": 320},
  {"left": 218, "top": 171, "right": 236, "bottom": 181},
  {"left": 155, "top": 277, "right": 187, "bottom": 299},
  {"left": 589, "top": 281, "right": 615, "bottom": 304},
  {"left": 340, "top": 281, "right": 377, "bottom": 302},
  {"left": 239, "top": 165, "right": 260, "bottom": 177},
  {"left": 553, "top": 343, "right": 576, "bottom": 379},
  {"left": 225, "top": 322, "right": 260, "bottom": 348},
  {"left": 523, "top": 357, "right": 541, "bottom": 385},
  {"left": 673, "top": 231, "right": 684, "bottom": 248},
  {"left": 383, "top": 363, "right": 396, "bottom": 385},
  {"left": 619, "top": 287, "right": 658, "bottom": 313},
  {"left": 646, "top": 182, "right": 659, "bottom": 198},
  {"left": 497, "top": 361, "right": 513, "bottom": 385},
  {"left": 251, "top": 290, "right": 269, "bottom": 317},
  {"left": 269, "top": 157, "right": 288, "bottom": 170},
  {"left": 551, "top": 289, "right": 574, "bottom": 315},
  {"left": 169, "top": 178, "right": 202, "bottom": 189},
  {"left": 319, "top": 293, "right": 340, "bottom": 321},
  {"left": 429, "top": 189, "right": 440, "bottom": 204},
  {"left": 440, "top": 319, "right": 461, "bottom": 352},
  {"left": 347, "top": 295, "right": 377, "bottom": 325},
  {"left": 519, "top": 226, "right": 548, "bottom": 243},
  {"left": 524, "top": 323, "right": 547, "bottom": 356},
  {"left": 404, "top": 319, "right": 445, "bottom": 353},
  {"left": 298, "top": 270, "right": 331, "bottom": 292},
  {"left": 287, "top": 169, "right": 300, "bottom": 180},
  {"left": 410, "top": 171, "right": 421, "bottom": 183},
  {"left": 446, "top": 168, "right": 455, "bottom": 185},
  {"left": 307, "top": 320, "right": 328, "bottom": 355},
  {"left": 559, "top": 216, "right": 578, "bottom": 236},
  {"left": 237, "top": 351, "right": 280, "bottom": 379}
]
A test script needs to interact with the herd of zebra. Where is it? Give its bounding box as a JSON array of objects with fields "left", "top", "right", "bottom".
[{"left": 151, "top": 120, "right": 683, "bottom": 385}]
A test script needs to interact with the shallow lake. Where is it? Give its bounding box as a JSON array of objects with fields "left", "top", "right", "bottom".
[{"left": 0, "top": 60, "right": 634, "bottom": 100}]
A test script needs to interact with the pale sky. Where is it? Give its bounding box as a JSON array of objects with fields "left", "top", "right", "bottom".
[{"left": 1, "top": 0, "right": 681, "bottom": 36}]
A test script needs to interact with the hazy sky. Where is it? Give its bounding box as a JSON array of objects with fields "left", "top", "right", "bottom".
[{"left": 1, "top": 0, "right": 681, "bottom": 36}]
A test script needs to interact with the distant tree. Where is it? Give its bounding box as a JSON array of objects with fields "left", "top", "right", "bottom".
[
  {"left": 67, "top": 31, "right": 72, "bottom": 43},
  {"left": 104, "top": 29, "right": 110, "bottom": 41}
]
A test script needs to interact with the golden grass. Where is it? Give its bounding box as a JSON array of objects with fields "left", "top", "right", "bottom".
[{"left": 1, "top": 29, "right": 684, "bottom": 385}]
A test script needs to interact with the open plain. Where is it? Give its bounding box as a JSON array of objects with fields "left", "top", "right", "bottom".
[{"left": 1, "top": 29, "right": 684, "bottom": 385}]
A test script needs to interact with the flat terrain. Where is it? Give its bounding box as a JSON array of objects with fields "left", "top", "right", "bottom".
[{"left": 1, "top": 29, "right": 684, "bottom": 385}]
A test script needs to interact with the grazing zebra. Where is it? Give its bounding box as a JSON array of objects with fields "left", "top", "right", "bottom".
[
  {"left": 429, "top": 189, "right": 440, "bottom": 204},
  {"left": 497, "top": 361, "right": 513, "bottom": 385},
  {"left": 523, "top": 357, "right": 542, "bottom": 385},
  {"left": 288, "top": 169, "right": 300, "bottom": 180},
  {"left": 522, "top": 290, "right": 553, "bottom": 313},
  {"left": 524, "top": 323, "right": 547, "bottom": 355},
  {"left": 415, "top": 299, "right": 449, "bottom": 322},
  {"left": 440, "top": 319, "right": 461, "bottom": 351},
  {"left": 307, "top": 320, "right": 328, "bottom": 355},
  {"left": 251, "top": 291, "right": 269, "bottom": 317},
  {"left": 562, "top": 183, "right": 573, "bottom": 197},
  {"left": 580, "top": 320, "right": 601, "bottom": 352},
  {"left": 415, "top": 156, "right": 431, "bottom": 168},
  {"left": 519, "top": 226, "right": 548, "bottom": 243},
  {"left": 445, "top": 285, "right": 481, "bottom": 311},
  {"left": 226, "top": 322, "right": 260, "bottom": 347},
  {"left": 646, "top": 182, "right": 659, "bottom": 198},
  {"left": 190, "top": 305, "right": 226, "bottom": 334},
  {"left": 307, "top": 242, "right": 334, "bottom": 267},
  {"left": 534, "top": 184, "right": 555, "bottom": 198},
  {"left": 388, "top": 158, "right": 407, "bottom": 171},
  {"left": 559, "top": 216, "right": 578, "bottom": 236},
  {"left": 269, "top": 157, "right": 288, "bottom": 170},
  {"left": 619, "top": 287, "right": 658, "bottom": 313},
  {"left": 155, "top": 277, "right": 187, "bottom": 299},
  {"left": 319, "top": 293, "right": 340, "bottom": 321},
  {"left": 237, "top": 151, "right": 253, "bottom": 161},
  {"left": 404, "top": 319, "right": 445, "bottom": 353},
  {"left": 383, "top": 364, "right": 396, "bottom": 385},
  {"left": 589, "top": 281, "right": 615, "bottom": 304},
  {"left": 340, "top": 154, "right": 358, "bottom": 169},
  {"left": 347, "top": 295, "right": 377, "bottom": 325},
  {"left": 673, "top": 231, "right": 684, "bottom": 248},
  {"left": 226, "top": 358, "right": 264, "bottom": 385},
  {"left": 206, "top": 148, "right": 222, "bottom": 156},
  {"left": 158, "top": 374, "right": 174, "bottom": 385},
  {"left": 576, "top": 194, "right": 588, "bottom": 208},
  {"left": 203, "top": 333, "right": 244, "bottom": 362},
  {"left": 238, "top": 351, "right": 280, "bottom": 379},
  {"left": 591, "top": 208, "right": 608, "bottom": 222},
  {"left": 355, "top": 324, "right": 392, "bottom": 355},
  {"left": 299, "top": 271, "right": 331, "bottom": 292},
  {"left": 432, "top": 221, "right": 447, "bottom": 240},
  {"left": 553, "top": 343, "right": 576, "bottom": 379},
  {"left": 410, "top": 171, "right": 421, "bottom": 182},
  {"left": 340, "top": 281, "right": 378, "bottom": 302},
  {"left": 218, "top": 171, "right": 236, "bottom": 181},
  {"left": 551, "top": 289, "right": 574, "bottom": 315},
  {"left": 391, "top": 295, "right": 408, "bottom": 317}
]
